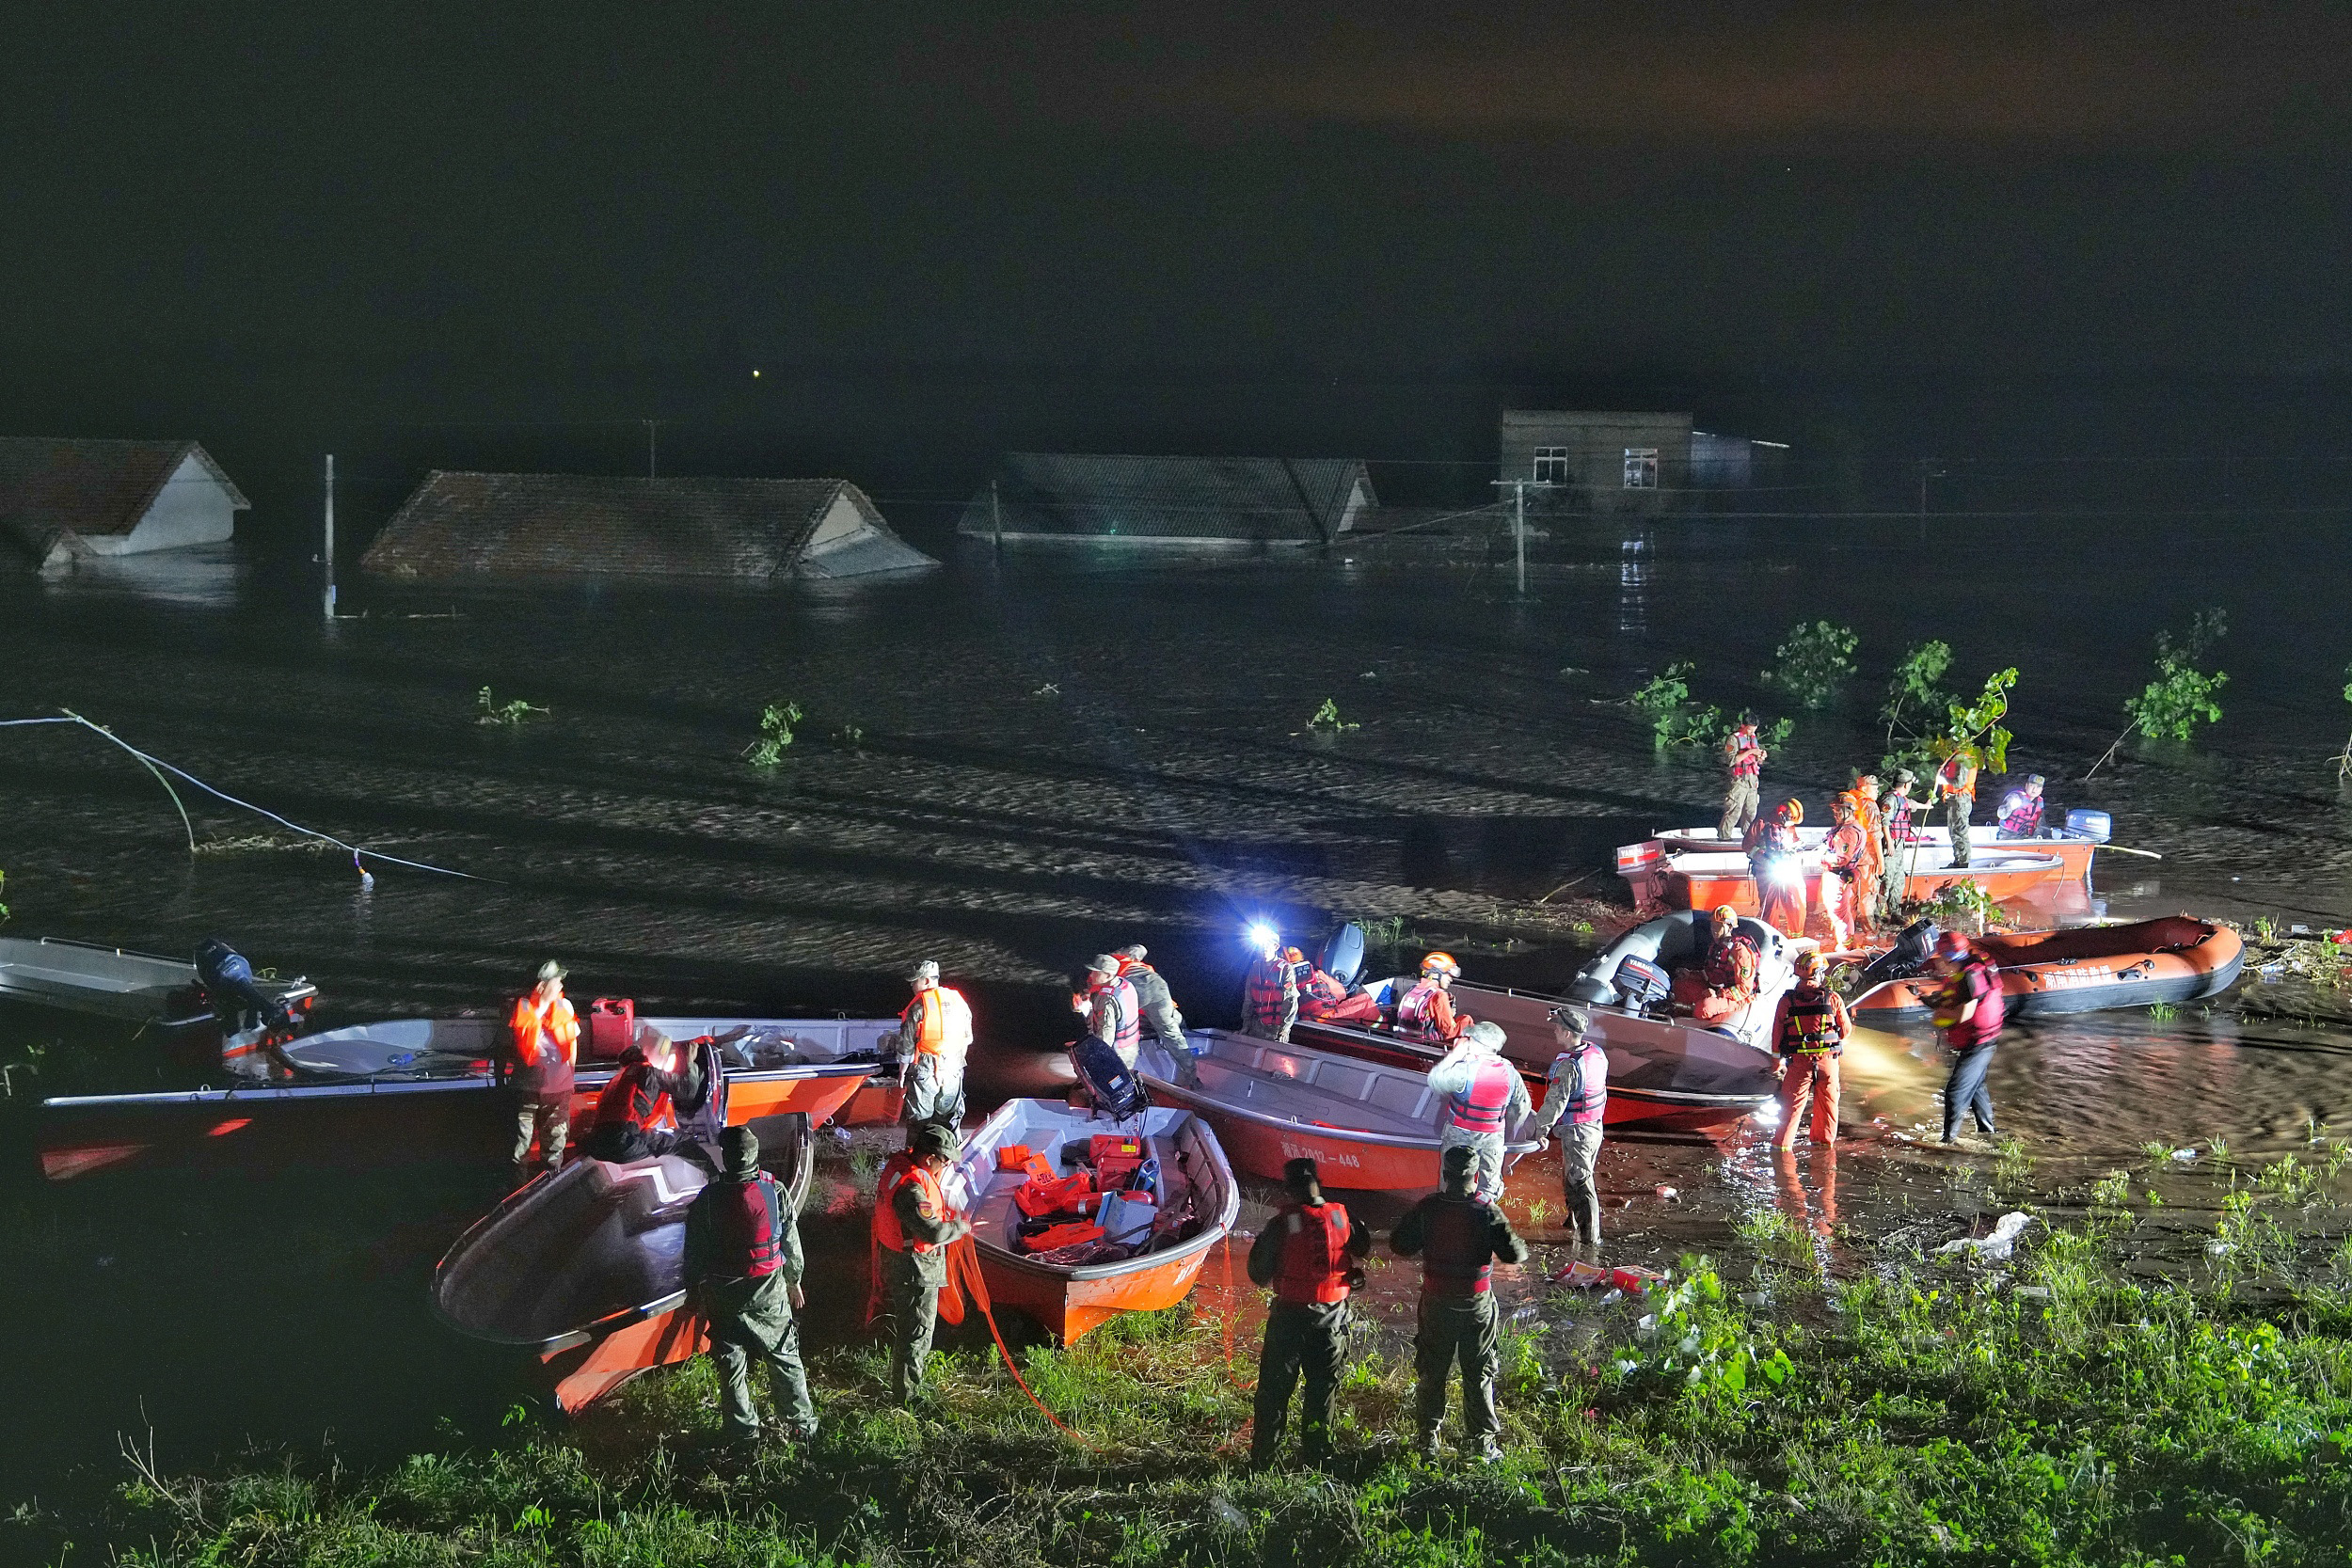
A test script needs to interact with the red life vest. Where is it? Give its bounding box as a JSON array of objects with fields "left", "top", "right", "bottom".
[
  {"left": 1777, "top": 986, "right": 1848, "bottom": 1056},
  {"left": 1271, "top": 1200, "right": 1354, "bottom": 1304},
  {"left": 1303, "top": 969, "right": 1347, "bottom": 1006},
  {"left": 873, "top": 1153, "right": 948, "bottom": 1256},
  {"left": 593, "top": 1059, "right": 674, "bottom": 1135},
  {"left": 1726, "top": 731, "right": 1763, "bottom": 778},
  {"left": 1418, "top": 1193, "right": 1499, "bottom": 1296},
  {"left": 704, "top": 1173, "right": 786, "bottom": 1278},
  {"left": 1089, "top": 977, "right": 1139, "bottom": 1059},
  {"left": 1703, "top": 934, "right": 1756, "bottom": 991},
  {"left": 1555, "top": 1042, "right": 1609, "bottom": 1126},
  {"left": 1885, "top": 793, "right": 1917, "bottom": 841},
  {"left": 1943, "top": 958, "right": 2007, "bottom": 1048},
  {"left": 1395, "top": 980, "right": 1454, "bottom": 1038},
  {"left": 1447, "top": 1058, "right": 1518, "bottom": 1135},
  {"left": 1999, "top": 792, "right": 2044, "bottom": 835},
  {"left": 1938, "top": 752, "right": 1979, "bottom": 801},
  {"left": 1242, "top": 958, "right": 1292, "bottom": 1025}
]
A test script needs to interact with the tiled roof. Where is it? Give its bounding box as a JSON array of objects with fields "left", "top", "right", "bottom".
[
  {"left": 360, "top": 472, "right": 930, "bottom": 580},
  {"left": 0, "top": 437, "right": 248, "bottom": 561},
  {"left": 956, "top": 453, "right": 1374, "bottom": 542}
]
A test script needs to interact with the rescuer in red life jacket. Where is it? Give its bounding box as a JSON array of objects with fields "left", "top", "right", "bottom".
[
  {"left": 1075, "top": 954, "right": 1141, "bottom": 1068},
  {"left": 1524, "top": 1006, "right": 1610, "bottom": 1248},
  {"left": 1245, "top": 1156, "right": 1373, "bottom": 1469},
  {"left": 868, "top": 1121, "right": 971, "bottom": 1404},
  {"left": 580, "top": 1032, "right": 701, "bottom": 1164},
  {"left": 1931, "top": 930, "right": 2004, "bottom": 1146},
  {"left": 1391, "top": 1142, "right": 1532, "bottom": 1463},
  {"left": 1430, "top": 1020, "right": 1532, "bottom": 1202},
  {"left": 1394, "top": 952, "right": 1471, "bottom": 1043},
  {"left": 1720, "top": 718, "right": 1768, "bottom": 841},
  {"left": 1670, "top": 905, "right": 1761, "bottom": 1024},
  {"left": 1239, "top": 927, "right": 1300, "bottom": 1043},
  {"left": 1771, "top": 950, "right": 1851, "bottom": 1151},
  {"left": 683, "top": 1124, "right": 815, "bottom": 1446}
]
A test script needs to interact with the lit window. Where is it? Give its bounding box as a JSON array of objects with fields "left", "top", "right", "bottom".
[
  {"left": 1533, "top": 447, "right": 1570, "bottom": 483},
  {"left": 1623, "top": 448, "right": 1659, "bottom": 488}
]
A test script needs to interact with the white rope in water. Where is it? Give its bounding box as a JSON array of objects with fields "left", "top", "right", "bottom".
[{"left": 1, "top": 710, "right": 485, "bottom": 880}]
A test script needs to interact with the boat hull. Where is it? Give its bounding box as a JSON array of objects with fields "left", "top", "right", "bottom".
[
  {"left": 1853, "top": 916, "right": 2246, "bottom": 1022},
  {"left": 0, "top": 935, "right": 315, "bottom": 1025},
  {"left": 950, "top": 1099, "right": 1239, "bottom": 1342}
]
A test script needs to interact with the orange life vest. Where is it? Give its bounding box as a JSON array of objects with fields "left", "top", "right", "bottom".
[
  {"left": 1270, "top": 1201, "right": 1354, "bottom": 1305},
  {"left": 507, "top": 993, "right": 578, "bottom": 1066},
  {"left": 902, "top": 986, "right": 974, "bottom": 1059}
]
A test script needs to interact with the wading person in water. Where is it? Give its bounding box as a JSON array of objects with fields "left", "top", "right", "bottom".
[
  {"left": 1390, "top": 1143, "right": 1530, "bottom": 1464},
  {"left": 685, "top": 1126, "right": 816, "bottom": 1447},
  {"left": 1771, "top": 951, "right": 1850, "bottom": 1150},
  {"left": 504, "top": 960, "right": 578, "bottom": 1185},
  {"left": 1931, "top": 930, "right": 2004, "bottom": 1145},
  {"left": 1247, "top": 1157, "right": 1371, "bottom": 1468}
]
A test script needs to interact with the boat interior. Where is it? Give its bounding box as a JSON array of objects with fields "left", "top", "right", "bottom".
[
  {"left": 1161, "top": 1030, "right": 1519, "bottom": 1141},
  {"left": 1977, "top": 916, "right": 2221, "bottom": 966},
  {"left": 956, "top": 1103, "right": 1226, "bottom": 1271}
]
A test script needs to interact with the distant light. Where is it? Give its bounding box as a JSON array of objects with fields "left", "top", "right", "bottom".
[{"left": 752, "top": 369, "right": 762, "bottom": 378}]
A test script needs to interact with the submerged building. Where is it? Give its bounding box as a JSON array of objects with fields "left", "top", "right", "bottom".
[
  {"left": 361, "top": 472, "right": 935, "bottom": 581},
  {"left": 0, "top": 437, "right": 251, "bottom": 569},
  {"left": 956, "top": 452, "right": 1375, "bottom": 546},
  {"left": 1499, "top": 411, "right": 1786, "bottom": 515}
]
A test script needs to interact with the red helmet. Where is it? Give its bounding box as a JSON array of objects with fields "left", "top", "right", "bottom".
[{"left": 1935, "top": 929, "right": 1972, "bottom": 958}]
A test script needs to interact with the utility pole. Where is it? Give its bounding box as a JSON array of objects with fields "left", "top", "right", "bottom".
[
  {"left": 1490, "top": 477, "right": 1549, "bottom": 594},
  {"left": 990, "top": 478, "right": 1002, "bottom": 548},
  {"left": 1917, "top": 458, "right": 1931, "bottom": 543},
  {"left": 643, "top": 420, "right": 661, "bottom": 478},
  {"left": 322, "top": 453, "right": 337, "bottom": 622}
]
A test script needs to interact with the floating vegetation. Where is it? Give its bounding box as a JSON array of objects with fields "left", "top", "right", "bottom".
[
  {"left": 190, "top": 834, "right": 335, "bottom": 857},
  {"left": 473, "top": 687, "right": 547, "bottom": 726},
  {"left": 2147, "top": 1000, "right": 2180, "bottom": 1021},
  {"left": 2091, "top": 609, "right": 2228, "bottom": 775},
  {"left": 742, "top": 700, "right": 803, "bottom": 768},
  {"left": 1761, "top": 619, "right": 1858, "bottom": 711},
  {"left": 1305, "top": 698, "right": 1359, "bottom": 732},
  {"left": 1627, "top": 661, "right": 1793, "bottom": 751}
]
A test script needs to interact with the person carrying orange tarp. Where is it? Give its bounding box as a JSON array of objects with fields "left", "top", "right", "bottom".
[
  {"left": 1749, "top": 800, "right": 1808, "bottom": 938},
  {"left": 1819, "top": 796, "right": 1870, "bottom": 950},
  {"left": 1669, "top": 905, "right": 1761, "bottom": 1024},
  {"left": 505, "top": 960, "right": 579, "bottom": 1185}
]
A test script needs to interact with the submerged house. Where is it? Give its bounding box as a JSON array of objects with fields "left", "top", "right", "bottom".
[
  {"left": 361, "top": 472, "right": 935, "bottom": 581},
  {"left": 0, "top": 437, "right": 251, "bottom": 569},
  {"left": 956, "top": 453, "right": 1375, "bottom": 546},
  {"left": 1499, "top": 411, "right": 1786, "bottom": 515}
]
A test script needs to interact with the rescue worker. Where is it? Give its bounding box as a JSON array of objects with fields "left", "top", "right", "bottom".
[
  {"left": 869, "top": 1121, "right": 971, "bottom": 1403},
  {"left": 1934, "top": 746, "right": 1980, "bottom": 868},
  {"left": 1113, "top": 943, "right": 1186, "bottom": 1047},
  {"left": 1390, "top": 1143, "right": 1531, "bottom": 1463},
  {"left": 1931, "top": 931, "right": 2004, "bottom": 1145},
  {"left": 1669, "top": 905, "right": 1759, "bottom": 1024},
  {"left": 1076, "top": 954, "right": 1141, "bottom": 1068},
  {"left": 1770, "top": 951, "right": 1850, "bottom": 1150},
  {"left": 898, "top": 959, "right": 974, "bottom": 1130},
  {"left": 684, "top": 1125, "right": 815, "bottom": 1446},
  {"left": 505, "top": 960, "right": 579, "bottom": 1184},
  {"left": 1297, "top": 958, "right": 1381, "bottom": 1025},
  {"left": 1719, "top": 719, "right": 1768, "bottom": 841},
  {"left": 1246, "top": 1156, "right": 1372, "bottom": 1468},
  {"left": 1997, "top": 774, "right": 2047, "bottom": 838},
  {"left": 1395, "top": 952, "right": 1471, "bottom": 1044},
  {"left": 1429, "top": 1020, "right": 1532, "bottom": 1201},
  {"left": 1751, "top": 800, "right": 1808, "bottom": 938},
  {"left": 580, "top": 1032, "right": 700, "bottom": 1164},
  {"left": 1845, "top": 777, "right": 1885, "bottom": 932},
  {"left": 1239, "top": 930, "right": 1299, "bottom": 1043},
  {"left": 1820, "top": 795, "right": 1869, "bottom": 950},
  {"left": 1879, "top": 769, "right": 1928, "bottom": 917},
  {"left": 1522, "top": 1006, "right": 1608, "bottom": 1247}
]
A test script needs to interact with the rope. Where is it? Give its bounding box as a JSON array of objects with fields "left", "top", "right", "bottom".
[{"left": 946, "top": 1240, "right": 1110, "bottom": 1452}]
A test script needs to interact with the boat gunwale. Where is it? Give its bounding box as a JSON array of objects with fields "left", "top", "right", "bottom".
[
  {"left": 1138, "top": 1037, "right": 1542, "bottom": 1156},
  {"left": 1291, "top": 1010, "right": 1774, "bottom": 1111},
  {"left": 40, "top": 1056, "right": 874, "bottom": 1110}
]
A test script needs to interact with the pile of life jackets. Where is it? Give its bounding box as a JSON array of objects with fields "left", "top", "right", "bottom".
[{"left": 995, "top": 1133, "right": 1176, "bottom": 1262}]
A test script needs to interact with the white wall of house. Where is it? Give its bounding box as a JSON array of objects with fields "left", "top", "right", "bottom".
[
  {"left": 101, "top": 452, "right": 240, "bottom": 555},
  {"left": 1332, "top": 476, "right": 1372, "bottom": 534}
]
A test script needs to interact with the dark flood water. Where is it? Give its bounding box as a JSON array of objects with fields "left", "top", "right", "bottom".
[{"left": 4, "top": 515, "right": 2350, "bottom": 1510}]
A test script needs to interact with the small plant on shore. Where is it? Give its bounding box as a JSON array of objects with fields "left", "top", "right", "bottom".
[
  {"left": 742, "top": 700, "right": 803, "bottom": 768},
  {"left": 0, "top": 865, "right": 8, "bottom": 924},
  {"left": 1306, "top": 698, "right": 1358, "bottom": 732},
  {"left": 1911, "top": 877, "right": 1997, "bottom": 932},
  {"left": 1762, "top": 620, "right": 1858, "bottom": 710},
  {"left": 2148, "top": 1000, "right": 2180, "bottom": 1021},
  {"left": 474, "top": 687, "right": 547, "bottom": 726},
  {"left": 2094, "top": 610, "right": 2228, "bottom": 776}
]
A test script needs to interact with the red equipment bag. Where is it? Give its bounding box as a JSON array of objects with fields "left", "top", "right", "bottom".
[
  {"left": 586, "top": 998, "right": 636, "bottom": 1060},
  {"left": 1090, "top": 1133, "right": 1144, "bottom": 1189}
]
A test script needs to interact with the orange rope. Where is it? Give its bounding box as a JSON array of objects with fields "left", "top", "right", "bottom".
[{"left": 947, "top": 1240, "right": 1110, "bottom": 1452}]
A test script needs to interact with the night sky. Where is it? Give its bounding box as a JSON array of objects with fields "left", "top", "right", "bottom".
[{"left": 6, "top": 3, "right": 2350, "bottom": 528}]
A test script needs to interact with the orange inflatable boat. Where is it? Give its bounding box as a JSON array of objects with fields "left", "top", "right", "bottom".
[{"left": 1849, "top": 916, "right": 2244, "bottom": 1022}]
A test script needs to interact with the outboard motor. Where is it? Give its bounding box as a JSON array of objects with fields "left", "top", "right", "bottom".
[
  {"left": 1070, "top": 1034, "right": 1147, "bottom": 1120},
  {"left": 1318, "top": 924, "right": 1368, "bottom": 990},
  {"left": 1611, "top": 954, "right": 1672, "bottom": 1017},
  {"left": 1855, "top": 918, "right": 1941, "bottom": 990},
  {"left": 194, "top": 937, "right": 297, "bottom": 1036}
]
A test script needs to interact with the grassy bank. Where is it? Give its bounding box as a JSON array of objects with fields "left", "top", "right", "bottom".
[{"left": 20, "top": 1147, "right": 2352, "bottom": 1567}]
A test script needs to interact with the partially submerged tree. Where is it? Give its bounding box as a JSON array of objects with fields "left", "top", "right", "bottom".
[
  {"left": 2090, "top": 609, "right": 2228, "bottom": 776},
  {"left": 1762, "top": 621, "right": 1860, "bottom": 711},
  {"left": 1879, "top": 640, "right": 1956, "bottom": 777}
]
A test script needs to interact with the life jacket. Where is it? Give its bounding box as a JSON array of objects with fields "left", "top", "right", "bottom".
[
  {"left": 507, "top": 993, "right": 578, "bottom": 1068},
  {"left": 704, "top": 1173, "right": 787, "bottom": 1278},
  {"left": 872, "top": 1152, "right": 948, "bottom": 1256},
  {"left": 1725, "top": 730, "right": 1763, "bottom": 778},
  {"left": 593, "top": 1058, "right": 675, "bottom": 1135},
  {"left": 1242, "top": 958, "right": 1293, "bottom": 1023},
  {"left": 1999, "top": 792, "right": 2044, "bottom": 834},
  {"left": 1089, "top": 977, "right": 1139, "bottom": 1059},
  {"left": 1395, "top": 980, "right": 1450, "bottom": 1037},
  {"left": 1447, "top": 1057, "right": 1518, "bottom": 1135},
  {"left": 1703, "top": 934, "right": 1757, "bottom": 991},
  {"left": 1270, "top": 1200, "right": 1353, "bottom": 1305},
  {"left": 902, "top": 986, "right": 975, "bottom": 1060},
  {"left": 1419, "top": 1192, "right": 1501, "bottom": 1296},
  {"left": 1824, "top": 822, "right": 1867, "bottom": 877},
  {"left": 1937, "top": 752, "right": 1979, "bottom": 800},
  {"left": 1942, "top": 958, "right": 2007, "bottom": 1046},
  {"left": 1555, "top": 1041, "right": 1608, "bottom": 1126},
  {"left": 1777, "top": 986, "right": 1848, "bottom": 1056},
  {"left": 1303, "top": 969, "right": 1348, "bottom": 1006}
]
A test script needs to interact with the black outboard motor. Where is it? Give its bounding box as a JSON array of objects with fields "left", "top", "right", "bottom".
[
  {"left": 1611, "top": 954, "right": 1673, "bottom": 1018},
  {"left": 1070, "top": 1034, "right": 1147, "bottom": 1120},
  {"left": 1855, "top": 918, "right": 1941, "bottom": 990},
  {"left": 194, "top": 937, "right": 297, "bottom": 1035}
]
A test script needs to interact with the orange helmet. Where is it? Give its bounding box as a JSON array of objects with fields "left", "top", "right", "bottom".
[
  {"left": 1711, "top": 903, "right": 1740, "bottom": 927},
  {"left": 1832, "top": 795, "right": 1857, "bottom": 820},
  {"left": 1796, "top": 949, "right": 1827, "bottom": 979},
  {"left": 1778, "top": 799, "right": 1804, "bottom": 826},
  {"left": 1282, "top": 946, "right": 1305, "bottom": 965},
  {"left": 1420, "top": 951, "right": 1462, "bottom": 979}
]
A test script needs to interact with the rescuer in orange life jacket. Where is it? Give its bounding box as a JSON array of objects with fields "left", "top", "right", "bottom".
[
  {"left": 684, "top": 1124, "right": 815, "bottom": 1447},
  {"left": 1670, "top": 905, "right": 1760, "bottom": 1024},
  {"left": 504, "top": 960, "right": 579, "bottom": 1185},
  {"left": 580, "top": 1030, "right": 702, "bottom": 1164},
  {"left": 1820, "top": 795, "right": 1870, "bottom": 950},
  {"left": 1394, "top": 951, "right": 1472, "bottom": 1043},
  {"left": 1246, "top": 1156, "right": 1374, "bottom": 1469},
  {"left": 1430, "top": 1020, "right": 1532, "bottom": 1202},
  {"left": 1391, "top": 1142, "right": 1532, "bottom": 1463},
  {"left": 1771, "top": 950, "right": 1851, "bottom": 1151},
  {"left": 1750, "top": 800, "right": 1809, "bottom": 938},
  {"left": 898, "top": 959, "right": 974, "bottom": 1131},
  {"left": 868, "top": 1121, "right": 971, "bottom": 1404}
]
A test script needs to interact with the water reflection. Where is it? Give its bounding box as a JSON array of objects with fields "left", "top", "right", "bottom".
[
  {"left": 1616, "top": 532, "right": 1649, "bottom": 635},
  {"left": 36, "top": 543, "right": 246, "bottom": 608}
]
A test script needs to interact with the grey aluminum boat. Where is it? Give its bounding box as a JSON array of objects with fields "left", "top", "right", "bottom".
[{"left": 0, "top": 936, "right": 315, "bottom": 1025}]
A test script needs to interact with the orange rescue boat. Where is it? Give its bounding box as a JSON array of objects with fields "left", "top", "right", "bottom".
[{"left": 1850, "top": 916, "right": 2245, "bottom": 1022}]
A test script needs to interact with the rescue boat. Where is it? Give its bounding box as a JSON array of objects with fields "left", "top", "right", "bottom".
[
  {"left": 429, "top": 1041, "right": 818, "bottom": 1414},
  {"left": 1849, "top": 915, "right": 2245, "bottom": 1022},
  {"left": 1617, "top": 841, "right": 2068, "bottom": 919},
  {"left": 947, "top": 1098, "right": 1240, "bottom": 1343},
  {"left": 1289, "top": 916, "right": 1786, "bottom": 1133},
  {"left": 0, "top": 935, "right": 315, "bottom": 1024},
  {"left": 1637, "top": 825, "right": 2100, "bottom": 886},
  {"left": 1133, "top": 1029, "right": 1540, "bottom": 1192},
  {"left": 34, "top": 1012, "right": 898, "bottom": 1180}
]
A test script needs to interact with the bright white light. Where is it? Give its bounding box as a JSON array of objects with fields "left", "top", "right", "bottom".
[
  {"left": 1247, "top": 923, "right": 1279, "bottom": 950},
  {"left": 1765, "top": 861, "right": 1803, "bottom": 886}
]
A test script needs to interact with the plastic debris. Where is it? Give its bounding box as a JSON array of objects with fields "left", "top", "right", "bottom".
[
  {"left": 1510, "top": 1305, "right": 1541, "bottom": 1325},
  {"left": 1208, "top": 1498, "right": 1248, "bottom": 1533},
  {"left": 1739, "top": 1291, "right": 1772, "bottom": 1307},
  {"left": 1935, "top": 1212, "right": 2034, "bottom": 1260},
  {"left": 2014, "top": 1285, "right": 2052, "bottom": 1300},
  {"left": 2170, "top": 1147, "right": 2198, "bottom": 1163},
  {"left": 828, "top": 1125, "right": 853, "bottom": 1144},
  {"left": 1654, "top": 1185, "right": 1679, "bottom": 1200}
]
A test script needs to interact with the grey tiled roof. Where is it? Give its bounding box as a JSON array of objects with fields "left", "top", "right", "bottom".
[
  {"left": 361, "top": 471, "right": 931, "bottom": 580},
  {"left": 0, "top": 437, "right": 248, "bottom": 561},
  {"left": 956, "top": 453, "right": 1374, "bottom": 542}
]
